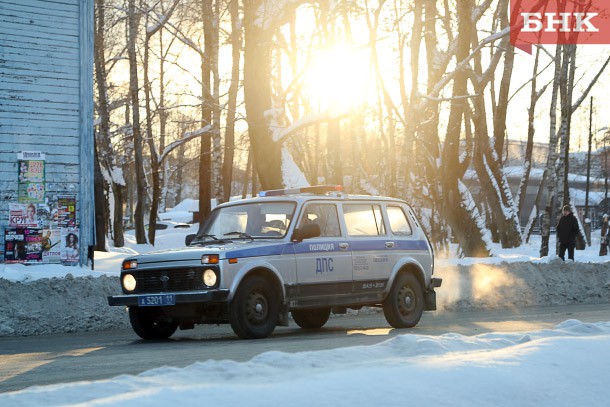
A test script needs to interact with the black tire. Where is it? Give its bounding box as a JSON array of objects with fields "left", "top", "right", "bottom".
[
  {"left": 382, "top": 273, "right": 424, "bottom": 328},
  {"left": 129, "top": 307, "right": 178, "bottom": 340},
  {"left": 291, "top": 308, "right": 331, "bottom": 329},
  {"left": 229, "top": 275, "right": 279, "bottom": 339}
]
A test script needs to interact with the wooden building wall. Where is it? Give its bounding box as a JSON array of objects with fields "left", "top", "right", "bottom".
[{"left": 0, "top": 0, "right": 94, "bottom": 264}]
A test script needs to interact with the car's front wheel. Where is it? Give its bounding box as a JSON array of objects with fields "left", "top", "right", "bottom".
[
  {"left": 229, "top": 275, "right": 279, "bottom": 339},
  {"left": 129, "top": 307, "right": 178, "bottom": 339},
  {"left": 382, "top": 273, "right": 424, "bottom": 328},
  {"left": 291, "top": 307, "right": 331, "bottom": 329}
]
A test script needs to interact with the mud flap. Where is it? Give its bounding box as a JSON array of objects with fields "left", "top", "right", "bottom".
[
  {"left": 425, "top": 278, "right": 442, "bottom": 311},
  {"left": 277, "top": 304, "right": 289, "bottom": 327}
]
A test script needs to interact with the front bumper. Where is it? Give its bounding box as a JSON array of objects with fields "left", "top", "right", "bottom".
[{"left": 108, "top": 289, "right": 230, "bottom": 307}]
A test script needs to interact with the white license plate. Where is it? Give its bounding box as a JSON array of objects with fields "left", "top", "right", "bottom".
[{"left": 137, "top": 294, "right": 176, "bottom": 306}]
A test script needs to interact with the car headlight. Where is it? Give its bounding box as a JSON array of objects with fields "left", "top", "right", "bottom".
[
  {"left": 202, "top": 269, "right": 217, "bottom": 287},
  {"left": 122, "top": 273, "right": 137, "bottom": 292}
]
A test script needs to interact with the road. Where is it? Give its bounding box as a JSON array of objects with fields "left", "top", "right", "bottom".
[{"left": 1, "top": 303, "right": 609, "bottom": 393}]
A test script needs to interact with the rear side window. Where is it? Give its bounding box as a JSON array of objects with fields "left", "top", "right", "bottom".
[
  {"left": 343, "top": 204, "right": 386, "bottom": 236},
  {"left": 298, "top": 203, "right": 342, "bottom": 237},
  {"left": 387, "top": 206, "right": 413, "bottom": 236}
]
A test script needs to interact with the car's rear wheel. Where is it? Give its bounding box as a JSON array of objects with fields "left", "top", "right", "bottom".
[
  {"left": 129, "top": 307, "right": 178, "bottom": 339},
  {"left": 229, "top": 275, "right": 279, "bottom": 339},
  {"left": 291, "top": 307, "right": 331, "bottom": 329},
  {"left": 382, "top": 273, "right": 424, "bottom": 328}
]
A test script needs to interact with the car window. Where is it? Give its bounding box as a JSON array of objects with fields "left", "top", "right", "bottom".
[
  {"left": 343, "top": 204, "right": 386, "bottom": 236},
  {"left": 205, "top": 202, "right": 295, "bottom": 238},
  {"left": 298, "top": 203, "right": 341, "bottom": 237},
  {"left": 387, "top": 206, "right": 413, "bottom": 236}
]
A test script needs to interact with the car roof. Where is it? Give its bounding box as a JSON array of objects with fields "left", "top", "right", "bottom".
[{"left": 214, "top": 191, "right": 408, "bottom": 209}]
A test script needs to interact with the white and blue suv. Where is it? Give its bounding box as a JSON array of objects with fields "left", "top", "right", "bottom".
[{"left": 108, "top": 186, "right": 441, "bottom": 339}]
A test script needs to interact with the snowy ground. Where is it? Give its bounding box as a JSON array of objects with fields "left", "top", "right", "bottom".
[
  {"left": 1, "top": 212, "right": 610, "bottom": 404},
  {"left": 1, "top": 320, "right": 609, "bottom": 406}
]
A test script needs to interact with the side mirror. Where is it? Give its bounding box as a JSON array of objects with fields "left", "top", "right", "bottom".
[
  {"left": 292, "top": 223, "right": 321, "bottom": 242},
  {"left": 185, "top": 234, "right": 196, "bottom": 246}
]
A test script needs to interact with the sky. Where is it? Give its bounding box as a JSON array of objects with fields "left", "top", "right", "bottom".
[{"left": 1, "top": 205, "right": 610, "bottom": 405}]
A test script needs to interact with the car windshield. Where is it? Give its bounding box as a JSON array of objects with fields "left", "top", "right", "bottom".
[{"left": 197, "top": 202, "right": 296, "bottom": 240}]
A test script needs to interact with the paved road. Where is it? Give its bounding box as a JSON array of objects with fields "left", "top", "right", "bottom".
[{"left": 1, "top": 303, "right": 609, "bottom": 393}]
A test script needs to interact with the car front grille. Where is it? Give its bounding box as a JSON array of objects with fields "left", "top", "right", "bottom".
[{"left": 133, "top": 268, "right": 209, "bottom": 293}]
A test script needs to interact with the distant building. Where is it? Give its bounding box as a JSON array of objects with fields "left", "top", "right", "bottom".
[{"left": 0, "top": 0, "right": 94, "bottom": 265}]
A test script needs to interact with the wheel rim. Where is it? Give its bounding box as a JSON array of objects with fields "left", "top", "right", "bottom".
[
  {"left": 245, "top": 290, "right": 268, "bottom": 325},
  {"left": 397, "top": 285, "right": 416, "bottom": 316}
]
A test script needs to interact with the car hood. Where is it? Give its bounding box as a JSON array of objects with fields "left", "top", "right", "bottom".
[{"left": 129, "top": 240, "right": 290, "bottom": 264}]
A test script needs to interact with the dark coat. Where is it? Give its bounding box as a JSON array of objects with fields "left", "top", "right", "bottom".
[{"left": 556, "top": 213, "right": 579, "bottom": 245}]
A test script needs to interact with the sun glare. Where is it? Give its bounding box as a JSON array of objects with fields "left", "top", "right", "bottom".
[{"left": 302, "top": 46, "right": 372, "bottom": 114}]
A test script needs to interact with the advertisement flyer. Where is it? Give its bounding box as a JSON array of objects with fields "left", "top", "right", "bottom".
[
  {"left": 60, "top": 227, "right": 80, "bottom": 263},
  {"left": 4, "top": 228, "right": 42, "bottom": 263},
  {"left": 17, "top": 152, "right": 45, "bottom": 203},
  {"left": 41, "top": 228, "right": 61, "bottom": 263},
  {"left": 9, "top": 203, "right": 39, "bottom": 228},
  {"left": 57, "top": 195, "right": 76, "bottom": 227}
]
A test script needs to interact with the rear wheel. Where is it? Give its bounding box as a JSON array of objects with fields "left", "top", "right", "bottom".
[
  {"left": 382, "top": 273, "right": 424, "bottom": 328},
  {"left": 291, "top": 308, "right": 331, "bottom": 329},
  {"left": 229, "top": 275, "right": 279, "bottom": 339},
  {"left": 129, "top": 307, "right": 178, "bottom": 339}
]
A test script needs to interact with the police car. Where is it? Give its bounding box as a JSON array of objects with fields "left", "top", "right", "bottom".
[{"left": 108, "top": 186, "right": 441, "bottom": 340}]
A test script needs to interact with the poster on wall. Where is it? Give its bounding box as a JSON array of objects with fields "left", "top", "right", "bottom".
[
  {"left": 17, "top": 152, "right": 45, "bottom": 203},
  {"left": 9, "top": 203, "right": 39, "bottom": 228},
  {"left": 4, "top": 228, "right": 42, "bottom": 263},
  {"left": 4, "top": 229, "right": 26, "bottom": 263},
  {"left": 60, "top": 227, "right": 80, "bottom": 263},
  {"left": 41, "top": 228, "right": 61, "bottom": 263},
  {"left": 57, "top": 195, "right": 76, "bottom": 227}
]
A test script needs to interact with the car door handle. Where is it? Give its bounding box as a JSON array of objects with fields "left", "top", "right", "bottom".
[
  {"left": 339, "top": 243, "right": 349, "bottom": 250},
  {"left": 385, "top": 241, "right": 395, "bottom": 248}
]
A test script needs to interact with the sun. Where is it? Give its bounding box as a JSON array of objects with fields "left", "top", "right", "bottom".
[{"left": 302, "top": 45, "right": 372, "bottom": 114}]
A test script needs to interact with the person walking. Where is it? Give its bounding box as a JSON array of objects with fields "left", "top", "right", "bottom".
[
  {"left": 556, "top": 205, "right": 580, "bottom": 261},
  {"left": 600, "top": 214, "right": 609, "bottom": 256}
]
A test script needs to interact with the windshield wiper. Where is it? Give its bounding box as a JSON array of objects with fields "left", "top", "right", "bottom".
[
  {"left": 198, "top": 234, "right": 219, "bottom": 240},
  {"left": 223, "top": 231, "right": 254, "bottom": 240},
  {"left": 190, "top": 234, "right": 219, "bottom": 245}
]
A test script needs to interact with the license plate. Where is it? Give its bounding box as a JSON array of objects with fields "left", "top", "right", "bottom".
[{"left": 137, "top": 294, "right": 176, "bottom": 307}]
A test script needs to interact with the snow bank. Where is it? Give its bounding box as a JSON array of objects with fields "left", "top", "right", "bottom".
[{"left": 1, "top": 260, "right": 609, "bottom": 337}]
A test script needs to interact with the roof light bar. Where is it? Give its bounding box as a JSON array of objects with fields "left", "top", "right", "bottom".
[{"left": 258, "top": 185, "right": 343, "bottom": 197}]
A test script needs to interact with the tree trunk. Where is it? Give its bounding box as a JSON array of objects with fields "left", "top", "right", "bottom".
[
  {"left": 440, "top": 0, "right": 489, "bottom": 257},
  {"left": 492, "top": 0, "right": 513, "bottom": 159},
  {"left": 199, "top": 0, "right": 214, "bottom": 220},
  {"left": 209, "top": 0, "right": 223, "bottom": 202},
  {"left": 470, "top": 26, "right": 521, "bottom": 249},
  {"left": 517, "top": 46, "right": 543, "bottom": 221},
  {"left": 222, "top": 0, "right": 241, "bottom": 202},
  {"left": 243, "top": 0, "right": 282, "bottom": 189},
  {"left": 144, "top": 22, "right": 161, "bottom": 245},
  {"left": 540, "top": 45, "right": 563, "bottom": 257},
  {"left": 127, "top": 0, "right": 147, "bottom": 244},
  {"left": 93, "top": 137, "right": 107, "bottom": 251}
]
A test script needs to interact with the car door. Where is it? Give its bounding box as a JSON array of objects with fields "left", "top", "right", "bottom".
[
  {"left": 342, "top": 203, "right": 392, "bottom": 297},
  {"left": 293, "top": 202, "right": 352, "bottom": 303}
]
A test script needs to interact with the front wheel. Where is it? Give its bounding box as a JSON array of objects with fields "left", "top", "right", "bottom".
[
  {"left": 291, "top": 307, "right": 331, "bottom": 329},
  {"left": 382, "top": 273, "right": 424, "bottom": 328},
  {"left": 229, "top": 275, "right": 279, "bottom": 339},
  {"left": 129, "top": 307, "right": 178, "bottom": 339}
]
